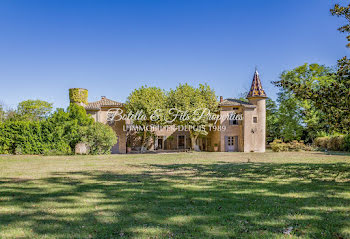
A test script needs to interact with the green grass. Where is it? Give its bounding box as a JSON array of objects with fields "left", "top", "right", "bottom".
[{"left": 0, "top": 151, "right": 350, "bottom": 238}]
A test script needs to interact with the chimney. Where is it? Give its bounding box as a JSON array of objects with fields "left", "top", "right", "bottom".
[
  {"left": 101, "top": 96, "right": 106, "bottom": 100},
  {"left": 220, "top": 96, "right": 223, "bottom": 103}
]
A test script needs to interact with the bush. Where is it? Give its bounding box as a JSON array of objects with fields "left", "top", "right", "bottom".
[
  {"left": 0, "top": 104, "right": 116, "bottom": 155},
  {"left": 314, "top": 135, "right": 349, "bottom": 151},
  {"left": 271, "top": 139, "right": 289, "bottom": 152},
  {"left": 314, "top": 137, "right": 329, "bottom": 149},
  {"left": 79, "top": 123, "right": 118, "bottom": 155},
  {"left": 271, "top": 139, "right": 313, "bottom": 152},
  {"left": 0, "top": 121, "right": 43, "bottom": 154},
  {"left": 344, "top": 135, "right": 350, "bottom": 151},
  {"left": 329, "top": 135, "right": 345, "bottom": 151}
]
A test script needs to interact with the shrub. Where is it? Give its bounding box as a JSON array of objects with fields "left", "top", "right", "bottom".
[
  {"left": 79, "top": 122, "right": 118, "bottom": 155},
  {"left": 314, "top": 137, "right": 329, "bottom": 149},
  {"left": 0, "top": 121, "right": 43, "bottom": 154},
  {"left": 0, "top": 104, "right": 116, "bottom": 155},
  {"left": 271, "top": 139, "right": 313, "bottom": 152},
  {"left": 271, "top": 139, "right": 289, "bottom": 152},
  {"left": 329, "top": 135, "right": 345, "bottom": 151},
  {"left": 344, "top": 135, "right": 350, "bottom": 151},
  {"left": 314, "top": 135, "right": 349, "bottom": 151}
]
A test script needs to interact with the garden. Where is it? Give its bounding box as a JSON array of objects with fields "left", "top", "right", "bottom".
[{"left": 0, "top": 151, "right": 349, "bottom": 238}]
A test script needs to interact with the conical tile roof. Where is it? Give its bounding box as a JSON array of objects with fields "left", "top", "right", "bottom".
[{"left": 247, "top": 70, "right": 267, "bottom": 98}]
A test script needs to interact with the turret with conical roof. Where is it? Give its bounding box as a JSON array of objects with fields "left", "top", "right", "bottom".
[
  {"left": 247, "top": 70, "right": 267, "bottom": 99},
  {"left": 243, "top": 70, "right": 266, "bottom": 153}
]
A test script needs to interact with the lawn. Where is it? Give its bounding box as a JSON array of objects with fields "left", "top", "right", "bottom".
[{"left": 0, "top": 151, "right": 350, "bottom": 239}]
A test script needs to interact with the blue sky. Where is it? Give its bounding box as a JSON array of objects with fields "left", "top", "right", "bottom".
[{"left": 0, "top": 0, "right": 348, "bottom": 109}]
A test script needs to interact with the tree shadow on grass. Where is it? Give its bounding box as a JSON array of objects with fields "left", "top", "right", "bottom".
[{"left": 0, "top": 162, "right": 350, "bottom": 238}]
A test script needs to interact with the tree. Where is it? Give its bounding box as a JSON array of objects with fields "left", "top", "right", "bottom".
[
  {"left": 234, "top": 91, "right": 249, "bottom": 103},
  {"left": 331, "top": 3, "right": 350, "bottom": 48},
  {"left": 42, "top": 104, "right": 94, "bottom": 153},
  {"left": 266, "top": 98, "right": 280, "bottom": 142},
  {"left": 125, "top": 86, "right": 166, "bottom": 151},
  {"left": 0, "top": 103, "right": 4, "bottom": 122},
  {"left": 266, "top": 90, "right": 329, "bottom": 143},
  {"left": 17, "top": 100, "right": 53, "bottom": 121},
  {"left": 67, "top": 103, "right": 94, "bottom": 126},
  {"left": 80, "top": 122, "right": 118, "bottom": 155},
  {"left": 0, "top": 102, "right": 117, "bottom": 155},
  {"left": 272, "top": 4, "right": 350, "bottom": 135},
  {"left": 274, "top": 63, "right": 349, "bottom": 133},
  {"left": 329, "top": 3, "right": 350, "bottom": 132},
  {"left": 166, "top": 83, "right": 218, "bottom": 150},
  {"left": 275, "top": 90, "right": 304, "bottom": 142}
]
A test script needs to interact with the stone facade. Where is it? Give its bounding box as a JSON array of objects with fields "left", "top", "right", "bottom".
[
  {"left": 83, "top": 97, "right": 127, "bottom": 154},
  {"left": 70, "top": 70, "right": 267, "bottom": 153}
]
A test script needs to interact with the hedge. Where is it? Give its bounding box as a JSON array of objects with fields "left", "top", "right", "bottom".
[
  {"left": 0, "top": 104, "right": 117, "bottom": 155},
  {"left": 314, "top": 135, "right": 350, "bottom": 151},
  {"left": 270, "top": 139, "right": 314, "bottom": 152},
  {"left": 0, "top": 120, "right": 73, "bottom": 155}
]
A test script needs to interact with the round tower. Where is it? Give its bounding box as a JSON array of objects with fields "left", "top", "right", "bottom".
[
  {"left": 246, "top": 70, "right": 267, "bottom": 152},
  {"left": 69, "top": 88, "right": 88, "bottom": 106}
]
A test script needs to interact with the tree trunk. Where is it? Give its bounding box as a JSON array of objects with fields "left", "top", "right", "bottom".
[
  {"left": 189, "top": 131, "right": 199, "bottom": 150},
  {"left": 141, "top": 127, "right": 147, "bottom": 153}
]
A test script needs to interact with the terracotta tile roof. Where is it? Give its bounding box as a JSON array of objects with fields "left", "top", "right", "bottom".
[
  {"left": 247, "top": 70, "right": 267, "bottom": 98},
  {"left": 85, "top": 97, "right": 123, "bottom": 110},
  {"left": 219, "top": 98, "right": 255, "bottom": 107}
]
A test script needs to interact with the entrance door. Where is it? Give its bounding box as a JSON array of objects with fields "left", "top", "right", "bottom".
[
  {"left": 157, "top": 137, "right": 163, "bottom": 150},
  {"left": 178, "top": 135, "right": 185, "bottom": 149},
  {"left": 225, "top": 136, "right": 239, "bottom": 152},
  {"left": 226, "top": 136, "right": 234, "bottom": 152}
]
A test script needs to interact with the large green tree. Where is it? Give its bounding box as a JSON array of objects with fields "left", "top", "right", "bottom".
[
  {"left": 125, "top": 86, "right": 166, "bottom": 151},
  {"left": 17, "top": 100, "right": 53, "bottom": 121},
  {"left": 331, "top": 3, "right": 350, "bottom": 48},
  {"left": 275, "top": 90, "right": 304, "bottom": 142},
  {"left": 273, "top": 63, "right": 349, "bottom": 133},
  {"left": 272, "top": 4, "right": 350, "bottom": 135},
  {"left": 328, "top": 3, "right": 350, "bottom": 132},
  {"left": 166, "top": 83, "right": 218, "bottom": 150},
  {"left": 266, "top": 98, "right": 280, "bottom": 142}
]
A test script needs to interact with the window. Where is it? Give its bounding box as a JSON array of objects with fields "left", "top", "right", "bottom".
[
  {"left": 230, "top": 119, "right": 238, "bottom": 125},
  {"left": 178, "top": 135, "right": 185, "bottom": 149},
  {"left": 227, "top": 136, "right": 234, "bottom": 146},
  {"left": 229, "top": 113, "right": 239, "bottom": 125},
  {"left": 253, "top": 117, "right": 258, "bottom": 123}
]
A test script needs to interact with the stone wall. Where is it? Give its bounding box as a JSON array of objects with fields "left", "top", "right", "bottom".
[{"left": 244, "top": 98, "right": 266, "bottom": 152}]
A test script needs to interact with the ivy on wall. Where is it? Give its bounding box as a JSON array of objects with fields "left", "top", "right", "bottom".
[{"left": 69, "top": 88, "right": 88, "bottom": 104}]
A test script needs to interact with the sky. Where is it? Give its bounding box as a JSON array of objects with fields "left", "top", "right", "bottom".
[{"left": 0, "top": 0, "right": 348, "bottom": 109}]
